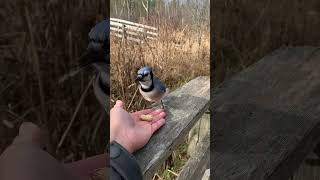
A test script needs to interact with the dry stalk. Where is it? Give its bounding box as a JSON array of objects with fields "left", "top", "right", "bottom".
[
  {"left": 57, "top": 76, "right": 95, "bottom": 152},
  {"left": 25, "top": 7, "right": 47, "bottom": 124}
]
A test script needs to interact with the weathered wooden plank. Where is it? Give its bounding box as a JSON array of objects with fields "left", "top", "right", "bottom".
[
  {"left": 110, "top": 21, "right": 158, "bottom": 36},
  {"left": 177, "top": 131, "right": 210, "bottom": 180},
  {"left": 135, "top": 76, "right": 210, "bottom": 180},
  {"left": 110, "top": 18, "right": 158, "bottom": 43},
  {"left": 110, "top": 27, "right": 157, "bottom": 40},
  {"left": 110, "top": 18, "right": 158, "bottom": 31},
  {"left": 111, "top": 33, "right": 143, "bottom": 43},
  {"left": 292, "top": 152, "right": 320, "bottom": 180},
  {"left": 212, "top": 46, "right": 320, "bottom": 180}
]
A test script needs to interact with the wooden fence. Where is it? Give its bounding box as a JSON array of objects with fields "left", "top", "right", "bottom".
[
  {"left": 110, "top": 17, "right": 158, "bottom": 43},
  {"left": 135, "top": 76, "right": 210, "bottom": 179},
  {"left": 93, "top": 76, "right": 210, "bottom": 180}
]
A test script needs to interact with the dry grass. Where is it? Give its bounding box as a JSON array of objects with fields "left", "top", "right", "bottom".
[
  {"left": 0, "top": 0, "right": 108, "bottom": 161},
  {"left": 111, "top": 23, "right": 210, "bottom": 111},
  {"left": 154, "top": 139, "right": 190, "bottom": 180},
  {"left": 212, "top": 0, "right": 320, "bottom": 85},
  {"left": 110, "top": 19, "right": 209, "bottom": 179}
]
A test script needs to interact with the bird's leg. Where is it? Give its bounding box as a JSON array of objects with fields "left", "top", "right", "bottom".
[{"left": 160, "top": 100, "right": 164, "bottom": 109}]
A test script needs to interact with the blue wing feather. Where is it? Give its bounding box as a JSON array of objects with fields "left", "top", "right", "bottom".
[{"left": 154, "top": 77, "right": 166, "bottom": 93}]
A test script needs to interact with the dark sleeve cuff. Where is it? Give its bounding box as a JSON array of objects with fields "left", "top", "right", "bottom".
[{"left": 110, "top": 141, "right": 143, "bottom": 180}]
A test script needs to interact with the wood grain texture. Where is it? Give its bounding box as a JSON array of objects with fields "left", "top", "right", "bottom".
[
  {"left": 293, "top": 152, "right": 320, "bottom": 180},
  {"left": 212, "top": 47, "right": 320, "bottom": 180},
  {"left": 177, "top": 131, "right": 210, "bottom": 180},
  {"left": 135, "top": 76, "right": 210, "bottom": 180}
]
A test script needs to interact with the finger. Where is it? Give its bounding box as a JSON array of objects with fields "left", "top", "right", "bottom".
[
  {"left": 132, "top": 108, "right": 154, "bottom": 116},
  {"left": 114, "top": 100, "right": 124, "bottom": 108},
  {"left": 12, "top": 122, "right": 48, "bottom": 149},
  {"left": 151, "top": 118, "right": 166, "bottom": 134},
  {"left": 139, "top": 108, "right": 155, "bottom": 114},
  {"left": 147, "top": 109, "right": 164, "bottom": 116},
  {"left": 150, "top": 111, "right": 166, "bottom": 121},
  {"left": 133, "top": 109, "right": 164, "bottom": 121}
]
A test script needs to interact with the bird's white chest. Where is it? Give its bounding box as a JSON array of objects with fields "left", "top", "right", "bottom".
[
  {"left": 140, "top": 83, "right": 151, "bottom": 89},
  {"left": 139, "top": 88, "right": 156, "bottom": 102}
]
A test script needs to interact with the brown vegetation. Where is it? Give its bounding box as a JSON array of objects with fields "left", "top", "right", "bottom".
[
  {"left": 0, "top": 0, "right": 108, "bottom": 161},
  {"left": 212, "top": 0, "right": 320, "bottom": 86},
  {"left": 110, "top": 17, "right": 209, "bottom": 180},
  {"left": 111, "top": 24, "right": 210, "bottom": 111}
]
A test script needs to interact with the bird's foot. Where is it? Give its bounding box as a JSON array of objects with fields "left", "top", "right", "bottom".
[{"left": 160, "top": 100, "right": 165, "bottom": 110}]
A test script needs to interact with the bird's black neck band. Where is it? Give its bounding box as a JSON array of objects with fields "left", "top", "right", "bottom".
[
  {"left": 141, "top": 83, "right": 154, "bottom": 92},
  {"left": 140, "top": 72, "right": 154, "bottom": 92}
]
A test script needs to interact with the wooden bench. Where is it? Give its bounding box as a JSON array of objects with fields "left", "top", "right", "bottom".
[
  {"left": 110, "top": 18, "right": 158, "bottom": 43},
  {"left": 212, "top": 46, "right": 320, "bottom": 180},
  {"left": 134, "top": 76, "right": 210, "bottom": 179}
]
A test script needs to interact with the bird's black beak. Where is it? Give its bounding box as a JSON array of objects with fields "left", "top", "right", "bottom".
[{"left": 136, "top": 74, "right": 143, "bottom": 81}]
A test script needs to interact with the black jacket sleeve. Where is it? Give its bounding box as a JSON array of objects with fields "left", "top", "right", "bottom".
[{"left": 110, "top": 141, "right": 143, "bottom": 180}]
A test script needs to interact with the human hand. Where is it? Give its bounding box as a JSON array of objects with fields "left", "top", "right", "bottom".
[
  {"left": 0, "top": 122, "right": 106, "bottom": 180},
  {"left": 110, "top": 100, "right": 166, "bottom": 153}
]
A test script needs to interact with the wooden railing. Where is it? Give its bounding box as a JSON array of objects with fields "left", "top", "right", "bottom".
[
  {"left": 93, "top": 77, "right": 209, "bottom": 180},
  {"left": 110, "top": 18, "right": 158, "bottom": 43},
  {"left": 212, "top": 46, "right": 320, "bottom": 180},
  {"left": 134, "top": 76, "right": 210, "bottom": 179}
]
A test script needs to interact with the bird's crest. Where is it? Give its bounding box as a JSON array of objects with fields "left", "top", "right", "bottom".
[{"left": 137, "top": 66, "right": 152, "bottom": 76}]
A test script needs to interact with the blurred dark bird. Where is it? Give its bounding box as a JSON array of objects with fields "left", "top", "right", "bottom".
[
  {"left": 81, "top": 20, "right": 110, "bottom": 97},
  {"left": 59, "top": 19, "right": 109, "bottom": 110},
  {"left": 78, "top": 19, "right": 110, "bottom": 69},
  {"left": 84, "top": 20, "right": 110, "bottom": 111}
]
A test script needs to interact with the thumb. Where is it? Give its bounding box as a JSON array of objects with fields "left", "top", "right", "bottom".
[
  {"left": 12, "top": 122, "right": 48, "bottom": 149},
  {"left": 114, "top": 100, "right": 124, "bottom": 108}
]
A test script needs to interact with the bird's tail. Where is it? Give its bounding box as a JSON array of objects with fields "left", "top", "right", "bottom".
[{"left": 165, "top": 88, "right": 170, "bottom": 97}]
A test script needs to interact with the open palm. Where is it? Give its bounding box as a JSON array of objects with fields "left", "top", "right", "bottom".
[{"left": 110, "top": 101, "right": 166, "bottom": 153}]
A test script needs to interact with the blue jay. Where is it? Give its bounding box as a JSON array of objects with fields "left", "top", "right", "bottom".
[
  {"left": 84, "top": 20, "right": 110, "bottom": 112},
  {"left": 137, "top": 66, "right": 169, "bottom": 109},
  {"left": 79, "top": 19, "right": 109, "bottom": 90},
  {"left": 60, "top": 20, "right": 109, "bottom": 111}
]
